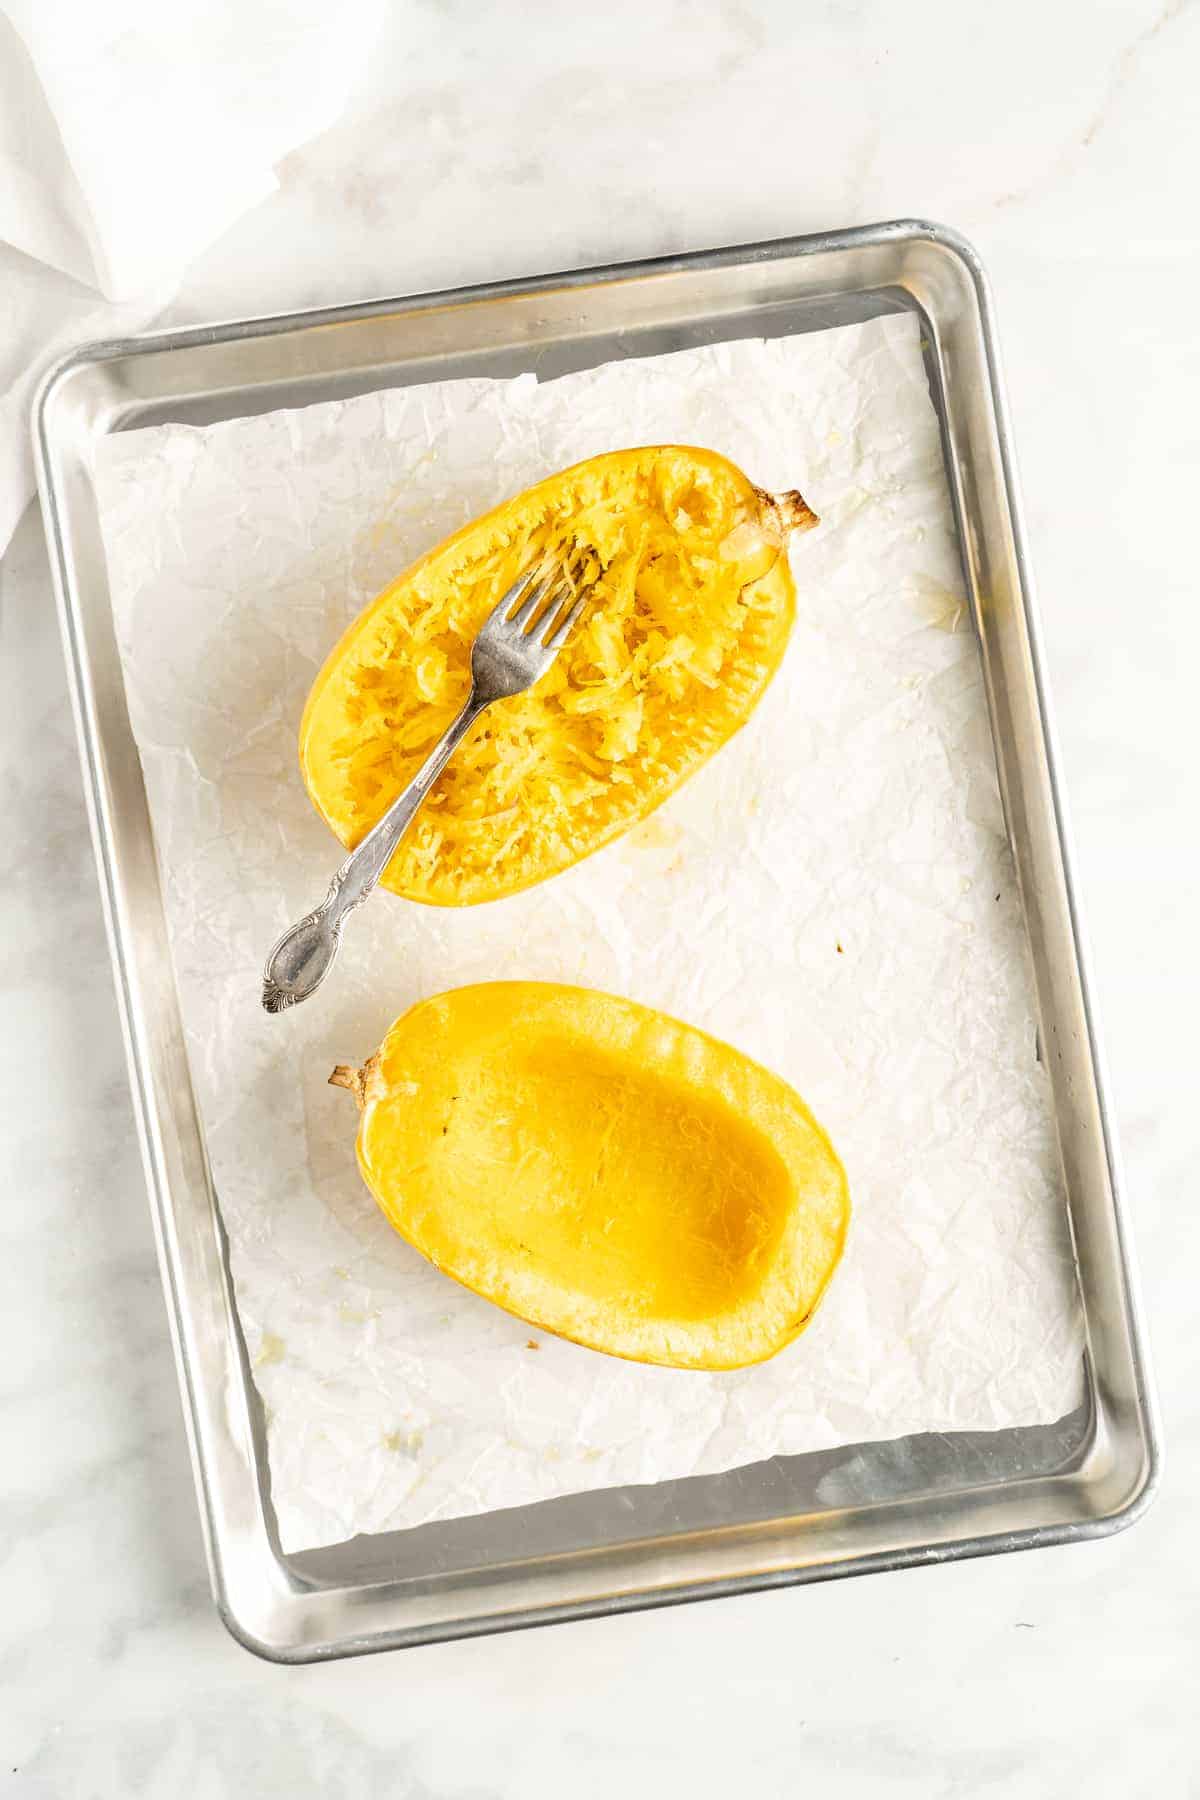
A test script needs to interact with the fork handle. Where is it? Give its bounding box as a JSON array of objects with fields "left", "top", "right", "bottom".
[{"left": 323, "top": 689, "right": 487, "bottom": 922}]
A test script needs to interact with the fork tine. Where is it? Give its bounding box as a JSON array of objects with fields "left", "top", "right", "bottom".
[
  {"left": 528, "top": 571, "right": 570, "bottom": 640},
  {"left": 509, "top": 573, "right": 555, "bottom": 632},
  {"left": 496, "top": 564, "right": 542, "bottom": 621},
  {"left": 536, "top": 545, "right": 589, "bottom": 626},
  {"left": 543, "top": 585, "right": 591, "bottom": 650}
]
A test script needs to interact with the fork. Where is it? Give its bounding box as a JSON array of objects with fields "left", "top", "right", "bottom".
[{"left": 262, "top": 556, "right": 591, "bottom": 1012}]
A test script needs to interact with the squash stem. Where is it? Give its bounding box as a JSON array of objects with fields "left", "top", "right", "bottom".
[{"left": 329, "top": 1062, "right": 367, "bottom": 1109}]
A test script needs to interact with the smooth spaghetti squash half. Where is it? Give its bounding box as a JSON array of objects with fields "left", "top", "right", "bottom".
[{"left": 331, "top": 982, "right": 849, "bottom": 1370}]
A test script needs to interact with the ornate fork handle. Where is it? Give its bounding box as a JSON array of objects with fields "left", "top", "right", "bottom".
[
  {"left": 263, "top": 553, "right": 591, "bottom": 1013},
  {"left": 328, "top": 694, "right": 483, "bottom": 917},
  {"left": 262, "top": 692, "right": 485, "bottom": 1012}
]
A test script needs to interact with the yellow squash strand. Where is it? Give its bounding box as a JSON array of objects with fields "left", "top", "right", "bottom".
[{"left": 301, "top": 447, "right": 817, "bottom": 905}]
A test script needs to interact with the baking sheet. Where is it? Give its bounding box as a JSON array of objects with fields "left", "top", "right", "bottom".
[{"left": 93, "top": 312, "right": 1084, "bottom": 1554}]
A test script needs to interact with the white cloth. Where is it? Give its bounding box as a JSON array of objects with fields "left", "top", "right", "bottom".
[{"left": 0, "top": 0, "right": 384, "bottom": 554}]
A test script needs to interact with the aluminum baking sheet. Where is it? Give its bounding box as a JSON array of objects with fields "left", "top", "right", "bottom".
[{"left": 34, "top": 220, "right": 1159, "bottom": 1661}]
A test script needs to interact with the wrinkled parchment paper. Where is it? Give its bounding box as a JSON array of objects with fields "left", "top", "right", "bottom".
[{"left": 95, "top": 314, "right": 1084, "bottom": 1552}]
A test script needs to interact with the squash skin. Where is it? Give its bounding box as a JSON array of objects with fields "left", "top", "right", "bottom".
[
  {"left": 301, "top": 447, "right": 817, "bottom": 907},
  {"left": 331, "top": 983, "right": 849, "bottom": 1370}
]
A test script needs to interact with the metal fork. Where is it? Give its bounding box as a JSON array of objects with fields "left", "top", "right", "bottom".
[{"left": 262, "top": 557, "right": 590, "bottom": 1012}]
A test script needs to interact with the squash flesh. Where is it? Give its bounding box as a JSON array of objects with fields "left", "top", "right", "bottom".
[
  {"left": 301, "top": 447, "right": 816, "bottom": 906},
  {"left": 336, "top": 983, "right": 849, "bottom": 1370}
]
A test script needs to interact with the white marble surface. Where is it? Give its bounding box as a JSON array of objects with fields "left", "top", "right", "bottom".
[{"left": 2, "top": 2, "right": 1197, "bottom": 1793}]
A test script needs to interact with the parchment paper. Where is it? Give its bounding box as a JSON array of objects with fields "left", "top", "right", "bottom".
[{"left": 94, "top": 313, "right": 1084, "bottom": 1553}]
